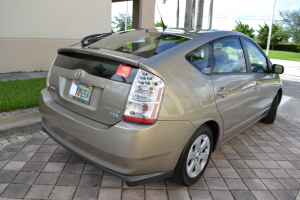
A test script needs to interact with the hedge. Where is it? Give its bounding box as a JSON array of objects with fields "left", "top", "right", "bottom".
[{"left": 257, "top": 42, "right": 300, "bottom": 52}]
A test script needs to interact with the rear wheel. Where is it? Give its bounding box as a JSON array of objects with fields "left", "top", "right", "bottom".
[
  {"left": 261, "top": 93, "right": 279, "bottom": 124},
  {"left": 172, "top": 125, "right": 213, "bottom": 186}
]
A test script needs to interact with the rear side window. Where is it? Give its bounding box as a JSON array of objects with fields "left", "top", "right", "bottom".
[
  {"left": 86, "top": 31, "right": 191, "bottom": 58},
  {"left": 213, "top": 38, "right": 247, "bottom": 73},
  {"left": 186, "top": 44, "right": 211, "bottom": 74},
  {"left": 243, "top": 40, "right": 268, "bottom": 73}
]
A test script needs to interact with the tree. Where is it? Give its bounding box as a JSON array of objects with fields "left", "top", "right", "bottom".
[
  {"left": 163, "top": 0, "right": 205, "bottom": 30},
  {"left": 232, "top": 21, "right": 255, "bottom": 39},
  {"left": 155, "top": 21, "right": 168, "bottom": 27},
  {"left": 184, "top": 0, "right": 193, "bottom": 31},
  {"left": 112, "top": 13, "right": 132, "bottom": 32},
  {"left": 194, "top": 0, "right": 204, "bottom": 30},
  {"left": 176, "top": 0, "right": 180, "bottom": 28},
  {"left": 257, "top": 22, "right": 288, "bottom": 49},
  {"left": 279, "top": 10, "right": 300, "bottom": 43}
]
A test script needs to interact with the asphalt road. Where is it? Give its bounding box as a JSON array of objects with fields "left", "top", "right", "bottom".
[
  {"left": 282, "top": 80, "right": 300, "bottom": 98},
  {"left": 281, "top": 65, "right": 300, "bottom": 98},
  {"left": 271, "top": 59, "right": 300, "bottom": 99}
]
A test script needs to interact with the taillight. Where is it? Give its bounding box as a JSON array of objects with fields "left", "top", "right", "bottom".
[
  {"left": 46, "top": 55, "right": 57, "bottom": 91},
  {"left": 123, "top": 69, "right": 165, "bottom": 124},
  {"left": 46, "top": 67, "right": 52, "bottom": 91}
]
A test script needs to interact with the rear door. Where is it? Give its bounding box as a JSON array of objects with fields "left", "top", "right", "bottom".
[
  {"left": 48, "top": 50, "right": 141, "bottom": 125},
  {"left": 211, "top": 37, "right": 256, "bottom": 141}
]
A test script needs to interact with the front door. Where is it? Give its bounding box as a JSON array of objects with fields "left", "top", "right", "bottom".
[{"left": 242, "top": 39, "right": 278, "bottom": 118}]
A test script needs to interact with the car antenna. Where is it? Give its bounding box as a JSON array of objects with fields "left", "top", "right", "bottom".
[{"left": 154, "top": 0, "right": 167, "bottom": 32}]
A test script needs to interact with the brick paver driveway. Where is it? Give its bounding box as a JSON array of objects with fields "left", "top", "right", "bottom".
[{"left": 0, "top": 116, "right": 300, "bottom": 200}]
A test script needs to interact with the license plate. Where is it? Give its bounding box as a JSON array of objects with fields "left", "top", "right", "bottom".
[{"left": 68, "top": 81, "right": 93, "bottom": 105}]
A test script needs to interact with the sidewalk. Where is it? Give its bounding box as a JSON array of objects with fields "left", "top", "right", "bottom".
[
  {"left": 270, "top": 59, "right": 300, "bottom": 68},
  {"left": 0, "top": 71, "right": 48, "bottom": 81}
]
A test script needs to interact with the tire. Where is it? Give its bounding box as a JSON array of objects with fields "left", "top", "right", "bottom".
[
  {"left": 172, "top": 124, "right": 213, "bottom": 186},
  {"left": 261, "top": 93, "right": 279, "bottom": 124}
]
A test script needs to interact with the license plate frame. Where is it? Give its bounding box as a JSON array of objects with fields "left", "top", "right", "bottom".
[{"left": 68, "top": 81, "right": 93, "bottom": 105}]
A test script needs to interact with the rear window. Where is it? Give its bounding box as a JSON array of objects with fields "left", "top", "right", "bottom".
[
  {"left": 54, "top": 52, "right": 139, "bottom": 84},
  {"left": 86, "top": 30, "right": 191, "bottom": 58}
]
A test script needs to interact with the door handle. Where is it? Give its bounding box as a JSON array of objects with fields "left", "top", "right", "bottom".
[{"left": 217, "top": 87, "right": 228, "bottom": 98}]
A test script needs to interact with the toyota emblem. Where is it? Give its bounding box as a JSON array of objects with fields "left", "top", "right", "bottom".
[{"left": 74, "top": 70, "right": 84, "bottom": 80}]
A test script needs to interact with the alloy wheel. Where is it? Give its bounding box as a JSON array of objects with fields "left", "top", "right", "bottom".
[{"left": 186, "top": 134, "right": 210, "bottom": 178}]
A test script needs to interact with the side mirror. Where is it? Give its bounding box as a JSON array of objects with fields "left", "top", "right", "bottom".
[{"left": 272, "top": 64, "right": 284, "bottom": 74}]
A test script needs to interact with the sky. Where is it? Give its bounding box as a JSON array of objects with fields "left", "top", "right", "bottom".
[{"left": 111, "top": 0, "right": 300, "bottom": 32}]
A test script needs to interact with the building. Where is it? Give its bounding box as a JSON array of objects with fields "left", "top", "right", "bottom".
[{"left": 0, "top": 0, "right": 155, "bottom": 73}]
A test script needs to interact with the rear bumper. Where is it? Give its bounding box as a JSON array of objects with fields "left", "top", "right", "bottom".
[
  {"left": 39, "top": 89, "right": 196, "bottom": 185},
  {"left": 42, "top": 127, "right": 172, "bottom": 186}
]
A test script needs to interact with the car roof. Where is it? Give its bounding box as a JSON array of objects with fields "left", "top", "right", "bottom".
[{"left": 133, "top": 28, "right": 249, "bottom": 40}]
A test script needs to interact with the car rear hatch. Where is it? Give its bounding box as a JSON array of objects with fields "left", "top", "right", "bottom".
[{"left": 48, "top": 48, "right": 144, "bottom": 125}]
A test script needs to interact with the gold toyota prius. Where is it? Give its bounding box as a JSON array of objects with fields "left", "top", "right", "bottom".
[{"left": 40, "top": 29, "right": 284, "bottom": 186}]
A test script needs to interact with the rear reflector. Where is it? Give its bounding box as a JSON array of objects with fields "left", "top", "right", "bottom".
[
  {"left": 123, "top": 116, "right": 157, "bottom": 124},
  {"left": 123, "top": 69, "right": 165, "bottom": 124}
]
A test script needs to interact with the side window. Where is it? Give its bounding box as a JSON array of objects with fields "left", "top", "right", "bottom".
[
  {"left": 186, "top": 44, "right": 211, "bottom": 74},
  {"left": 213, "top": 38, "right": 247, "bottom": 73},
  {"left": 244, "top": 40, "right": 268, "bottom": 73}
]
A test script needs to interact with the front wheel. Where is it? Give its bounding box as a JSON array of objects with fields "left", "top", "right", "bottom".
[
  {"left": 261, "top": 93, "right": 279, "bottom": 124},
  {"left": 172, "top": 125, "right": 213, "bottom": 186}
]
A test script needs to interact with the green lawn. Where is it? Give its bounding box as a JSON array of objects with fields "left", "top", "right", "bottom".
[
  {"left": 265, "top": 50, "right": 300, "bottom": 62},
  {"left": 0, "top": 78, "right": 46, "bottom": 112}
]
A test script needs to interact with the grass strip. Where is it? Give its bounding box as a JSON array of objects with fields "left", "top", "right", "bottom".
[
  {"left": 265, "top": 50, "right": 300, "bottom": 62},
  {"left": 0, "top": 77, "right": 46, "bottom": 112}
]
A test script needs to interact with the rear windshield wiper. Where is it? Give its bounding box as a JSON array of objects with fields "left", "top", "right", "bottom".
[{"left": 81, "top": 33, "right": 112, "bottom": 48}]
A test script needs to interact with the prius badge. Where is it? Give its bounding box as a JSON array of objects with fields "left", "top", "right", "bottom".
[
  {"left": 104, "top": 106, "right": 120, "bottom": 119},
  {"left": 74, "top": 70, "right": 84, "bottom": 80}
]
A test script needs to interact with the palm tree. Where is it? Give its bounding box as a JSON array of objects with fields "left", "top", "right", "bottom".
[
  {"left": 184, "top": 0, "right": 193, "bottom": 31},
  {"left": 194, "top": 0, "right": 204, "bottom": 30},
  {"left": 163, "top": 0, "right": 204, "bottom": 30},
  {"left": 176, "top": 0, "right": 180, "bottom": 28}
]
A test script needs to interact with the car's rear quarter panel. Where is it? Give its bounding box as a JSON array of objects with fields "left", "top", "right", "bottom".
[{"left": 139, "top": 33, "right": 229, "bottom": 149}]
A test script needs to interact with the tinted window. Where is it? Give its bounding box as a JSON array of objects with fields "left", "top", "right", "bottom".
[
  {"left": 244, "top": 40, "right": 268, "bottom": 73},
  {"left": 213, "top": 38, "right": 247, "bottom": 73},
  {"left": 186, "top": 44, "right": 211, "bottom": 74},
  {"left": 86, "top": 31, "right": 191, "bottom": 58}
]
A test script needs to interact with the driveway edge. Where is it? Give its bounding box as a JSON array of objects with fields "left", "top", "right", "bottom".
[{"left": 0, "top": 107, "right": 41, "bottom": 131}]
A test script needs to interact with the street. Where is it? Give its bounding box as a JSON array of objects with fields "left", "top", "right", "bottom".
[{"left": 271, "top": 59, "right": 300, "bottom": 98}]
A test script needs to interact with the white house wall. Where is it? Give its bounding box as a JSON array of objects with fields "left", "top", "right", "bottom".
[{"left": 0, "top": 0, "right": 111, "bottom": 73}]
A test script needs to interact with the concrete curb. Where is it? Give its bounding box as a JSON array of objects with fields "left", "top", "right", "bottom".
[{"left": 0, "top": 107, "right": 41, "bottom": 131}]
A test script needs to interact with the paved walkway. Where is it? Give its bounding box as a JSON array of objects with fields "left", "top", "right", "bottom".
[
  {"left": 0, "top": 116, "right": 300, "bottom": 200},
  {"left": 0, "top": 72, "right": 48, "bottom": 81}
]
